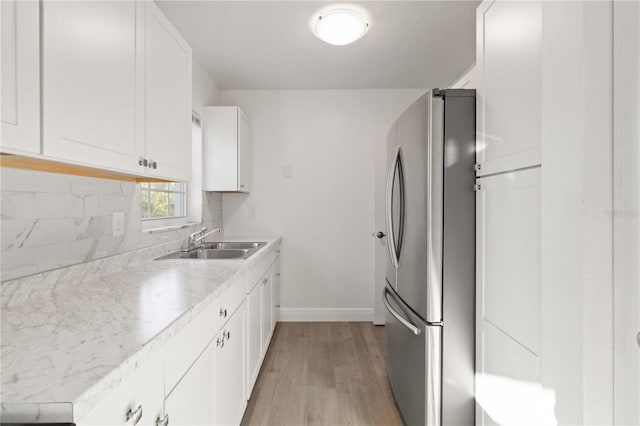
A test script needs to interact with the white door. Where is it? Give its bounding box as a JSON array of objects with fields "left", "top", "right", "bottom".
[
  {"left": 246, "top": 282, "right": 261, "bottom": 397},
  {"left": 373, "top": 123, "right": 394, "bottom": 325},
  {"left": 144, "top": 0, "right": 192, "bottom": 181},
  {"left": 614, "top": 2, "right": 640, "bottom": 424},
  {"left": 164, "top": 343, "right": 215, "bottom": 426},
  {"left": 215, "top": 301, "right": 247, "bottom": 426},
  {"left": 1, "top": 0, "right": 40, "bottom": 154},
  {"left": 42, "top": 0, "right": 142, "bottom": 174}
]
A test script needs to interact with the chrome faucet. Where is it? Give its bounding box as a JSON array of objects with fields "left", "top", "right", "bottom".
[{"left": 183, "top": 227, "right": 222, "bottom": 251}]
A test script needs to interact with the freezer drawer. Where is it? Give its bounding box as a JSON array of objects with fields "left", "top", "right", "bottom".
[{"left": 384, "top": 284, "right": 441, "bottom": 426}]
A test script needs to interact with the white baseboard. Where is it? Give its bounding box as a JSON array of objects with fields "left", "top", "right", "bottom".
[{"left": 278, "top": 308, "right": 373, "bottom": 322}]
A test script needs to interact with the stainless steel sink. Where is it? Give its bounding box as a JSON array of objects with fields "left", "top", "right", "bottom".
[
  {"left": 202, "top": 242, "right": 266, "bottom": 250},
  {"left": 156, "top": 242, "right": 266, "bottom": 261}
]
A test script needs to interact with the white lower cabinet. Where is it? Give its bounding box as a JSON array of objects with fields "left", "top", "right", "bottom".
[
  {"left": 273, "top": 256, "right": 280, "bottom": 323},
  {"left": 78, "top": 244, "right": 280, "bottom": 426},
  {"left": 261, "top": 270, "right": 273, "bottom": 350},
  {"left": 214, "top": 300, "right": 247, "bottom": 426},
  {"left": 164, "top": 343, "right": 215, "bottom": 426},
  {"left": 247, "top": 282, "right": 262, "bottom": 395},
  {"left": 76, "top": 354, "right": 164, "bottom": 426}
]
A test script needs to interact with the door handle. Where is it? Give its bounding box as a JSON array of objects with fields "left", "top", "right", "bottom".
[
  {"left": 382, "top": 287, "right": 421, "bottom": 336},
  {"left": 376, "top": 231, "right": 386, "bottom": 239},
  {"left": 386, "top": 146, "right": 403, "bottom": 268}
]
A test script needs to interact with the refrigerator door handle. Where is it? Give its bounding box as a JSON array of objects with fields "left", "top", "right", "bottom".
[
  {"left": 385, "top": 146, "right": 405, "bottom": 269},
  {"left": 383, "top": 287, "right": 421, "bottom": 336}
]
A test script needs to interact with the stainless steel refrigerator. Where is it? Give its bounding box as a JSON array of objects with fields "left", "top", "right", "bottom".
[{"left": 383, "top": 89, "right": 475, "bottom": 426}]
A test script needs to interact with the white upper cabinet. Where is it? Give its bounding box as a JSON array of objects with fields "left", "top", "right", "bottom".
[
  {"left": 42, "top": 0, "right": 142, "bottom": 174},
  {"left": 1, "top": 0, "right": 40, "bottom": 155},
  {"left": 203, "top": 106, "right": 251, "bottom": 192},
  {"left": 144, "top": 1, "right": 192, "bottom": 181},
  {"left": 476, "top": 1, "right": 542, "bottom": 175},
  {"left": 38, "top": 0, "right": 191, "bottom": 181}
]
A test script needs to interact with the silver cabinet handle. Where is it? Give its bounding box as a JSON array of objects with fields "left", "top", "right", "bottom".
[
  {"left": 382, "top": 287, "right": 421, "bottom": 335},
  {"left": 262, "top": 277, "right": 268, "bottom": 284},
  {"left": 126, "top": 405, "right": 143, "bottom": 425},
  {"left": 216, "top": 336, "right": 225, "bottom": 348},
  {"left": 156, "top": 413, "right": 169, "bottom": 426},
  {"left": 138, "top": 158, "right": 148, "bottom": 167},
  {"left": 219, "top": 307, "right": 227, "bottom": 318},
  {"left": 240, "top": 184, "right": 245, "bottom": 188},
  {"left": 224, "top": 330, "right": 230, "bottom": 340}
]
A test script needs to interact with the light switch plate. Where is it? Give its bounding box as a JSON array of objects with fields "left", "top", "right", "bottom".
[{"left": 112, "top": 212, "right": 125, "bottom": 237}]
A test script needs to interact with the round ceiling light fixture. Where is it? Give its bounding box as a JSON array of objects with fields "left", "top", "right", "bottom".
[{"left": 312, "top": 7, "right": 370, "bottom": 46}]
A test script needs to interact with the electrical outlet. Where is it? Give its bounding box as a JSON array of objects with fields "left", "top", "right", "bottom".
[
  {"left": 248, "top": 206, "right": 256, "bottom": 219},
  {"left": 112, "top": 212, "right": 125, "bottom": 237}
]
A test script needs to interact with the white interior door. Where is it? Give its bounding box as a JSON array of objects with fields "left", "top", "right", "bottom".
[
  {"left": 614, "top": 2, "right": 640, "bottom": 424},
  {"left": 373, "top": 124, "right": 394, "bottom": 325}
]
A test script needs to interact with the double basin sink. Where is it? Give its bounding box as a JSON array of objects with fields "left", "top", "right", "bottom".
[{"left": 156, "top": 242, "right": 266, "bottom": 261}]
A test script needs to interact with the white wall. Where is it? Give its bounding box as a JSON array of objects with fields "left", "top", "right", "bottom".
[{"left": 219, "top": 89, "right": 424, "bottom": 321}]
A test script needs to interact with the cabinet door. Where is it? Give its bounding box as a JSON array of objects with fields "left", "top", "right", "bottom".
[
  {"left": 164, "top": 342, "right": 215, "bottom": 426},
  {"left": 1, "top": 0, "right": 40, "bottom": 154},
  {"left": 144, "top": 1, "right": 192, "bottom": 181},
  {"left": 273, "top": 256, "right": 281, "bottom": 324},
  {"left": 76, "top": 354, "right": 164, "bottom": 426},
  {"left": 246, "top": 282, "right": 262, "bottom": 398},
  {"left": 237, "top": 110, "right": 251, "bottom": 192},
  {"left": 215, "top": 301, "right": 247, "bottom": 426},
  {"left": 476, "top": 167, "right": 541, "bottom": 425},
  {"left": 261, "top": 270, "right": 273, "bottom": 350},
  {"left": 42, "top": 0, "right": 142, "bottom": 174},
  {"left": 476, "top": 1, "right": 542, "bottom": 175}
]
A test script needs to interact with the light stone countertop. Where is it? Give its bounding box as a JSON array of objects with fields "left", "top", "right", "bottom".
[{"left": 0, "top": 236, "right": 281, "bottom": 424}]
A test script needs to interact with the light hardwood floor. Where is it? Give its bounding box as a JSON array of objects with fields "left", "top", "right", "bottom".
[{"left": 241, "top": 322, "right": 403, "bottom": 426}]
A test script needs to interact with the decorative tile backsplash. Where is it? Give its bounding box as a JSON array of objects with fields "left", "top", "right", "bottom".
[{"left": 0, "top": 167, "right": 222, "bottom": 282}]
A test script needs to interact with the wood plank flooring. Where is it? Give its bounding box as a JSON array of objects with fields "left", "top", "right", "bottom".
[{"left": 241, "top": 322, "right": 402, "bottom": 426}]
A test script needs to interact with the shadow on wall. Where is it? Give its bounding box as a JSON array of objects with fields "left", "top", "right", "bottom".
[{"left": 476, "top": 374, "right": 558, "bottom": 425}]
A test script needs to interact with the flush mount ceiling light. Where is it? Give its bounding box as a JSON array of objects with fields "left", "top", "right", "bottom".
[{"left": 312, "top": 7, "right": 370, "bottom": 46}]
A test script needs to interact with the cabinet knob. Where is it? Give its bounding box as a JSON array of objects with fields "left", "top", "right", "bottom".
[
  {"left": 219, "top": 307, "right": 227, "bottom": 318},
  {"left": 224, "top": 330, "right": 230, "bottom": 340},
  {"left": 262, "top": 277, "right": 268, "bottom": 284},
  {"left": 240, "top": 184, "right": 245, "bottom": 188},
  {"left": 139, "top": 158, "right": 148, "bottom": 167},
  {"left": 276, "top": 273, "right": 281, "bottom": 277},
  {"left": 126, "top": 405, "right": 143, "bottom": 425},
  {"left": 216, "top": 336, "right": 225, "bottom": 348},
  {"left": 151, "top": 161, "right": 157, "bottom": 169},
  {"left": 156, "top": 413, "right": 169, "bottom": 426}
]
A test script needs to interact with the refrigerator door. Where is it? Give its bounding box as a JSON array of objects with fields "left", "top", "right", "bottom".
[
  {"left": 384, "top": 284, "right": 442, "bottom": 426},
  {"left": 392, "top": 92, "right": 444, "bottom": 323}
]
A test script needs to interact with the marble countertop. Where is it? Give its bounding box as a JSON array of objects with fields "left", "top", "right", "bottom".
[{"left": 0, "top": 236, "right": 281, "bottom": 423}]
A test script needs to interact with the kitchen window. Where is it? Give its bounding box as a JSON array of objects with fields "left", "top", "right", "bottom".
[{"left": 140, "top": 182, "right": 187, "bottom": 220}]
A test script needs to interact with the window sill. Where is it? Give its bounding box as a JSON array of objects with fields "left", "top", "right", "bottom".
[{"left": 142, "top": 220, "right": 202, "bottom": 234}]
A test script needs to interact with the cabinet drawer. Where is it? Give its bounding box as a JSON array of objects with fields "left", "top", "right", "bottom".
[
  {"left": 246, "top": 244, "right": 280, "bottom": 292},
  {"left": 75, "top": 354, "right": 164, "bottom": 426},
  {"left": 164, "top": 279, "right": 245, "bottom": 393}
]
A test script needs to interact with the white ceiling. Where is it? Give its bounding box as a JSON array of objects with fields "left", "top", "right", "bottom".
[{"left": 157, "top": 1, "right": 479, "bottom": 90}]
